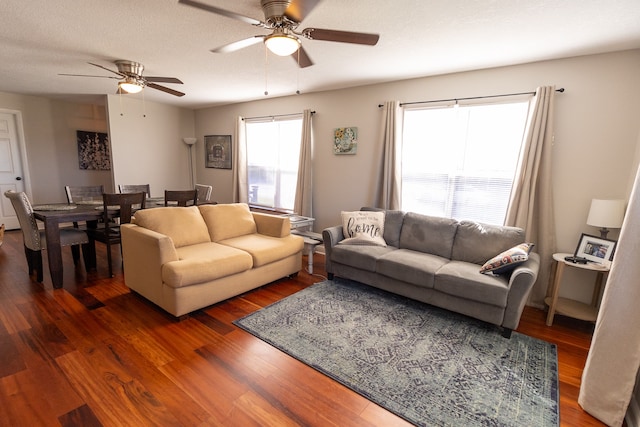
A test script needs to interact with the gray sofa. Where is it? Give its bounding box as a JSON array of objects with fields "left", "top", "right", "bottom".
[{"left": 323, "top": 209, "right": 540, "bottom": 338}]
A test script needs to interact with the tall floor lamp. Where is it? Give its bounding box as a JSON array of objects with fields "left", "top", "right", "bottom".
[{"left": 183, "top": 137, "right": 197, "bottom": 188}]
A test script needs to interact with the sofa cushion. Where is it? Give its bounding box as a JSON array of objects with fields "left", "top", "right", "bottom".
[
  {"left": 339, "top": 210, "right": 386, "bottom": 246},
  {"left": 220, "top": 234, "right": 303, "bottom": 267},
  {"left": 376, "top": 249, "right": 448, "bottom": 289},
  {"left": 361, "top": 207, "right": 405, "bottom": 248},
  {"left": 399, "top": 212, "right": 458, "bottom": 259},
  {"left": 330, "top": 244, "right": 396, "bottom": 272},
  {"left": 480, "top": 242, "right": 534, "bottom": 275},
  {"left": 163, "top": 242, "right": 253, "bottom": 288},
  {"left": 451, "top": 220, "right": 525, "bottom": 265},
  {"left": 132, "top": 206, "right": 211, "bottom": 248},
  {"left": 199, "top": 203, "right": 257, "bottom": 242},
  {"left": 435, "top": 261, "right": 510, "bottom": 307}
]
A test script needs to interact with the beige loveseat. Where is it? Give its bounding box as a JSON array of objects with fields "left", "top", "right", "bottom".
[{"left": 121, "top": 203, "right": 303, "bottom": 317}]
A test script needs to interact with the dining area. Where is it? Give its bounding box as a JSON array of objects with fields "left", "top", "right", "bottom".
[{"left": 3, "top": 183, "right": 214, "bottom": 289}]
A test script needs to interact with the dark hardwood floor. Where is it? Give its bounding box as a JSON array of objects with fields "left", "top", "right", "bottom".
[{"left": 0, "top": 229, "right": 605, "bottom": 426}]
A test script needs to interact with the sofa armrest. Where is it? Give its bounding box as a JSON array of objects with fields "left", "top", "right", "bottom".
[
  {"left": 502, "top": 252, "right": 540, "bottom": 330},
  {"left": 121, "top": 224, "right": 179, "bottom": 303},
  {"left": 322, "top": 225, "right": 344, "bottom": 275},
  {"left": 252, "top": 212, "right": 291, "bottom": 238}
]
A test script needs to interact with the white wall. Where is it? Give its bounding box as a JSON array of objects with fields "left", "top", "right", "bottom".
[
  {"left": 106, "top": 95, "right": 195, "bottom": 198},
  {"left": 0, "top": 92, "right": 111, "bottom": 203},
  {"left": 194, "top": 49, "right": 640, "bottom": 304}
]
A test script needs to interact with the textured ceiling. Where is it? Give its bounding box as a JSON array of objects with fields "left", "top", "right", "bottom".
[{"left": 1, "top": 0, "right": 640, "bottom": 109}]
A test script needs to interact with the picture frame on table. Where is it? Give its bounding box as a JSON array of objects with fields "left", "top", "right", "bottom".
[
  {"left": 205, "top": 135, "right": 232, "bottom": 169},
  {"left": 573, "top": 233, "right": 617, "bottom": 264}
]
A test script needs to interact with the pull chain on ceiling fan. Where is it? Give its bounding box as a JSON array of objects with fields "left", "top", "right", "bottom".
[{"left": 178, "top": 0, "right": 380, "bottom": 68}]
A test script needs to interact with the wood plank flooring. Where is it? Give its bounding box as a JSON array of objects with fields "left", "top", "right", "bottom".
[{"left": 0, "top": 229, "right": 606, "bottom": 426}]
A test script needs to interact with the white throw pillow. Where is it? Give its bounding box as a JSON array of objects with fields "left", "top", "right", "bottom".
[{"left": 339, "top": 211, "right": 387, "bottom": 247}]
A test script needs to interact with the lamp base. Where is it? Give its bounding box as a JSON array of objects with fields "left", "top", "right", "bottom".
[{"left": 599, "top": 228, "right": 610, "bottom": 239}]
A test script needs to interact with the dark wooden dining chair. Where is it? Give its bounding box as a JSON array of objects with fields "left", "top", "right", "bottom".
[
  {"left": 4, "top": 190, "right": 90, "bottom": 282},
  {"left": 86, "top": 192, "right": 146, "bottom": 277},
  {"left": 164, "top": 189, "right": 198, "bottom": 207},
  {"left": 64, "top": 185, "right": 104, "bottom": 204},
  {"left": 118, "top": 184, "right": 150, "bottom": 198}
]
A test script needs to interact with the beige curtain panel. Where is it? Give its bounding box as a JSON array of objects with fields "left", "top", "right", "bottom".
[
  {"left": 579, "top": 167, "right": 639, "bottom": 426},
  {"left": 294, "top": 109, "right": 313, "bottom": 217},
  {"left": 505, "top": 85, "right": 557, "bottom": 307},
  {"left": 233, "top": 115, "right": 248, "bottom": 203},
  {"left": 375, "top": 100, "right": 402, "bottom": 210}
]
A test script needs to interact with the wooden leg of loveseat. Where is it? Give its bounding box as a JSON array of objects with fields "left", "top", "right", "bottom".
[{"left": 502, "top": 328, "right": 513, "bottom": 339}]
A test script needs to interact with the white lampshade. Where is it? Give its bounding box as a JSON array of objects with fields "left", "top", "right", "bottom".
[
  {"left": 264, "top": 33, "right": 300, "bottom": 56},
  {"left": 183, "top": 137, "right": 197, "bottom": 146},
  {"left": 587, "top": 199, "right": 625, "bottom": 238}
]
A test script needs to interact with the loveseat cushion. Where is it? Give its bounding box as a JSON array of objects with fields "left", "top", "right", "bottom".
[
  {"left": 330, "top": 244, "right": 396, "bottom": 272},
  {"left": 434, "top": 260, "right": 510, "bottom": 307},
  {"left": 163, "top": 242, "right": 253, "bottom": 288},
  {"left": 219, "top": 234, "right": 303, "bottom": 267},
  {"left": 451, "top": 220, "right": 525, "bottom": 265},
  {"left": 399, "top": 213, "right": 458, "bottom": 259},
  {"left": 132, "top": 206, "right": 211, "bottom": 248},
  {"left": 376, "top": 249, "right": 448, "bottom": 289},
  {"left": 199, "top": 203, "right": 257, "bottom": 242}
]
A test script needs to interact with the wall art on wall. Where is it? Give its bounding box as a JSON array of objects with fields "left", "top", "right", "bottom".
[
  {"left": 205, "top": 135, "right": 232, "bottom": 169},
  {"left": 77, "top": 130, "right": 111, "bottom": 170},
  {"left": 334, "top": 127, "right": 358, "bottom": 155}
]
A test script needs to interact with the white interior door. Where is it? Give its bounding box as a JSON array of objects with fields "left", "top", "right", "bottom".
[{"left": 0, "top": 112, "right": 26, "bottom": 230}]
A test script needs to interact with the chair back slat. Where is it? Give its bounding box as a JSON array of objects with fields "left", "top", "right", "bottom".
[
  {"left": 65, "top": 185, "right": 104, "bottom": 204},
  {"left": 195, "top": 184, "right": 213, "bottom": 203},
  {"left": 118, "top": 184, "right": 150, "bottom": 198},
  {"left": 102, "top": 192, "right": 146, "bottom": 226},
  {"left": 164, "top": 190, "right": 198, "bottom": 207}
]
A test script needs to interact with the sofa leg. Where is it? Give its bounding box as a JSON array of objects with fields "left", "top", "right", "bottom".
[
  {"left": 501, "top": 328, "right": 513, "bottom": 339},
  {"left": 327, "top": 273, "right": 334, "bottom": 280}
]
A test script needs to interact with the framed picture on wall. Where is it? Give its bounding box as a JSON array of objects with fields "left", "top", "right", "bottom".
[
  {"left": 77, "top": 130, "right": 111, "bottom": 170},
  {"left": 205, "top": 135, "right": 232, "bottom": 169}
]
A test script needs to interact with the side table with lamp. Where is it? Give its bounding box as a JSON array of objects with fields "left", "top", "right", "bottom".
[{"left": 545, "top": 198, "right": 625, "bottom": 326}]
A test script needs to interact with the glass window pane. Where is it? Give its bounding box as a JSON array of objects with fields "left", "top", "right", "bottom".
[
  {"left": 246, "top": 117, "right": 302, "bottom": 210},
  {"left": 401, "top": 101, "right": 529, "bottom": 225}
]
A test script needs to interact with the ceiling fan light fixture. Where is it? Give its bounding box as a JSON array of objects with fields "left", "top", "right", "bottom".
[
  {"left": 264, "top": 33, "right": 300, "bottom": 56},
  {"left": 119, "top": 77, "right": 143, "bottom": 94}
]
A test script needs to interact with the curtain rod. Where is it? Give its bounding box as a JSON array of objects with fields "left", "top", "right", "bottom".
[
  {"left": 243, "top": 111, "right": 315, "bottom": 121},
  {"left": 377, "top": 88, "right": 565, "bottom": 108}
]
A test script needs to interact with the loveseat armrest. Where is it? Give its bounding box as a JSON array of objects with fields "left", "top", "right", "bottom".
[
  {"left": 121, "top": 224, "right": 179, "bottom": 303},
  {"left": 502, "top": 252, "right": 541, "bottom": 331},
  {"left": 322, "top": 225, "right": 344, "bottom": 276},
  {"left": 252, "top": 212, "right": 291, "bottom": 238}
]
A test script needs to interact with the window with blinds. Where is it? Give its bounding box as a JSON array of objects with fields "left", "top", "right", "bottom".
[
  {"left": 245, "top": 116, "right": 302, "bottom": 211},
  {"left": 401, "top": 100, "right": 530, "bottom": 225}
]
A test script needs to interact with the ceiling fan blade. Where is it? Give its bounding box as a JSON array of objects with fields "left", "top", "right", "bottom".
[
  {"left": 291, "top": 45, "right": 313, "bottom": 68},
  {"left": 59, "top": 73, "right": 121, "bottom": 79},
  {"left": 145, "top": 76, "right": 184, "bottom": 84},
  {"left": 302, "top": 28, "right": 379, "bottom": 45},
  {"left": 178, "top": 0, "right": 263, "bottom": 26},
  {"left": 147, "top": 82, "right": 186, "bottom": 97},
  {"left": 284, "top": 0, "right": 322, "bottom": 23},
  {"left": 211, "top": 36, "right": 265, "bottom": 53},
  {"left": 88, "top": 62, "right": 125, "bottom": 77}
]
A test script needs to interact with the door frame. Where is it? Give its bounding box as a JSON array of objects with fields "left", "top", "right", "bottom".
[{"left": 0, "top": 108, "right": 33, "bottom": 199}]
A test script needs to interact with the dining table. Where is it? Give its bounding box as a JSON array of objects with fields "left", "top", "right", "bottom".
[{"left": 32, "top": 202, "right": 105, "bottom": 289}]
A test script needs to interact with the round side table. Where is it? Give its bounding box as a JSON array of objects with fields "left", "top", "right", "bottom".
[{"left": 544, "top": 252, "right": 610, "bottom": 326}]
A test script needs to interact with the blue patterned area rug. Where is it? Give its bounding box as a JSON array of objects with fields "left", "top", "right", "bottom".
[{"left": 234, "top": 279, "right": 559, "bottom": 427}]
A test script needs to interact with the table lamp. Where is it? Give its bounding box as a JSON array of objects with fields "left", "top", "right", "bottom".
[{"left": 586, "top": 199, "right": 625, "bottom": 239}]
